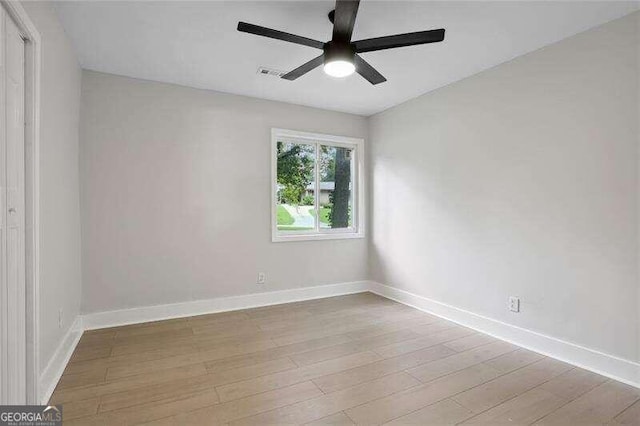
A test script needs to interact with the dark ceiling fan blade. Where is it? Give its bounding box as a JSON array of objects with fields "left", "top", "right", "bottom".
[
  {"left": 332, "top": 0, "right": 360, "bottom": 42},
  {"left": 353, "top": 28, "right": 445, "bottom": 53},
  {"left": 237, "top": 22, "right": 324, "bottom": 50},
  {"left": 281, "top": 55, "right": 325, "bottom": 80},
  {"left": 353, "top": 54, "right": 386, "bottom": 85}
]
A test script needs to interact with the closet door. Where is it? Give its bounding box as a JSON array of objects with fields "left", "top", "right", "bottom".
[
  {"left": 0, "top": 3, "right": 6, "bottom": 404},
  {"left": 0, "top": 5, "right": 26, "bottom": 404}
]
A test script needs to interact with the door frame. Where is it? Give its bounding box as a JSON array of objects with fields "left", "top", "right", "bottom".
[{"left": 0, "top": 0, "right": 40, "bottom": 404}]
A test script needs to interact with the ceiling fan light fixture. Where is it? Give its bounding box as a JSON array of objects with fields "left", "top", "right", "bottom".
[
  {"left": 324, "top": 59, "right": 355, "bottom": 78},
  {"left": 323, "top": 41, "right": 356, "bottom": 78}
]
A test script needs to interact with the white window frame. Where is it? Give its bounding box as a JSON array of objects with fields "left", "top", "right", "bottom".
[{"left": 271, "top": 128, "right": 365, "bottom": 243}]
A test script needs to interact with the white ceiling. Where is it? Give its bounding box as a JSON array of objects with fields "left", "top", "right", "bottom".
[{"left": 54, "top": 1, "right": 638, "bottom": 116}]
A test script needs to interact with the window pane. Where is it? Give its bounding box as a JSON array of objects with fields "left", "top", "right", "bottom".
[
  {"left": 276, "top": 141, "right": 316, "bottom": 232},
  {"left": 319, "top": 145, "right": 354, "bottom": 230}
]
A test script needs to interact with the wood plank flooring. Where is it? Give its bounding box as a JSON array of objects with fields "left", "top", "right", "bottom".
[{"left": 49, "top": 292, "right": 640, "bottom": 425}]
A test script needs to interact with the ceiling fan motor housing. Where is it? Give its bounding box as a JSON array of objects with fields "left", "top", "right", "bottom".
[{"left": 323, "top": 41, "right": 355, "bottom": 65}]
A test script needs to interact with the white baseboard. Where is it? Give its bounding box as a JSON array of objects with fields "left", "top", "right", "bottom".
[
  {"left": 369, "top": 281, "right": 640, "bottom": 389},
  {"left": 38, "top": 279, "right": 640, "bottom": 405},
  {"left": 39, "top": 316, "right": 83, "bottom": 404},
  {"left": 82, "top": 280, "right": 370, "bottom": 330}
]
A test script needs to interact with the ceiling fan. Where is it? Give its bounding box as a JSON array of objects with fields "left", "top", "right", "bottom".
[{"left": 237, "top": 0, "right": 445, "bottom": 85}]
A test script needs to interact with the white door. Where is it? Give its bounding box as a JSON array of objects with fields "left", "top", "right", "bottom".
[{"left": 0, "top": 4, "right": 26, "bottom": 404}]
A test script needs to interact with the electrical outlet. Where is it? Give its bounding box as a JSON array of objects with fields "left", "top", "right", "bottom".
[
  {"left": 257, "top": 272, "right": 266, "bottom": 285},
  {"left": 508, "top": 297, "right": 520, "bottom": 313},
  {"left": 58, "top": 309, "right": 64, "bottom": 328}
]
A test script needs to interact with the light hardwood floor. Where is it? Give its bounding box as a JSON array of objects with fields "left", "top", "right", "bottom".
[{"left": 49, "top": 292, "right": 640, "bottom": 425}]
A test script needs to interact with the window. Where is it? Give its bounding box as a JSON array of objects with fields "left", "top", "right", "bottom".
[{"left": 272, "top": 128, "right": 365, "bottom": 242}]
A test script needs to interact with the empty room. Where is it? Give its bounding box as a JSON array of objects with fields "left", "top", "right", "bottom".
[{"left": 0, "top": 0, "right": 639, "bottom": 424}]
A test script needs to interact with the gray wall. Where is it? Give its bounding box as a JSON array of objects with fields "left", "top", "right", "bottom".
[
  {"left": 369, "top": 12, "right": 639, "bottom": 362},
  {"left": 79, "top": 71, "right": 368, "bottom": 314},
  {"left": 21, "top": 1, "right": 82, "bottom": 375}
]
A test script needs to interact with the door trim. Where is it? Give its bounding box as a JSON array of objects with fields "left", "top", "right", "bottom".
[{"left": 0, "top": 0, "right": 40, "bottom": 404}]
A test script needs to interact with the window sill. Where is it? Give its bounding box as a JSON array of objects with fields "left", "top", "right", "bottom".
[{"left": 272, "top": 231, "right": 365, "bottom": 243}]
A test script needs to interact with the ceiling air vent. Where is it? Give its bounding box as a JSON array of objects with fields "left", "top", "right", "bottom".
[{"left": 257, "top": 67, "right": 287, "bottom": 78}]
